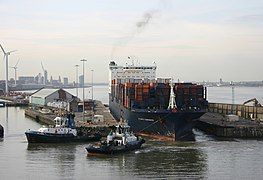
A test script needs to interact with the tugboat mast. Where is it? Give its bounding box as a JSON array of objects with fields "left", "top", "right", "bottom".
[{"left": 168, "top": 78, "right": 177, "bottom": 110}]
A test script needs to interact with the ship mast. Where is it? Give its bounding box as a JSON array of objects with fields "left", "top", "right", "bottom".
[{"left": 168, "top": 78, "right": 177, "bottom": 110}]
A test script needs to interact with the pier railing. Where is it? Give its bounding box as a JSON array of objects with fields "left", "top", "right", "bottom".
[{"left": 208, "top": 102, "right": 263, "bottom": 120}]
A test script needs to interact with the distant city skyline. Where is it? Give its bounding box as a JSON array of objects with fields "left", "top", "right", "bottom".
[{"left": 1, "top": 0, "right": 263, "bottom": 83}]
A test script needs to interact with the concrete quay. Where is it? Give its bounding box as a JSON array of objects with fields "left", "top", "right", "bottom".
[
  {"left": 0, "top": 96, "right": 29, "bottom": 107},
  {"left": 196, "top": 112, "right": 263, "bottom": 138},
  {"left": 24, "top": 100, "right": 117, "bottom": 137}
]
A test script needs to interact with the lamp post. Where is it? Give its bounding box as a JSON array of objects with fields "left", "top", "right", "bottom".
[
  {"left": 75, "top": 64, "right": 79, "bottom": 97},
  {"left": 91, "top": 69, "right": 94, "bottom": 112},
  {"left": 231, "top": 82, "right": 235, "bottom": 114},
  {"left": 80, "top": 59, "right": 87, "bottom": 121},
  {"left": 91, "top": 70, "right": 94, "bottom": 102}
]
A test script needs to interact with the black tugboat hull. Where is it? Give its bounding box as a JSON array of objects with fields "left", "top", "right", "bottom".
[
  {"left": 25, "top": 131, "right": 101, "bottom": 143},
  {"left": 0, "top": 124, "right": 3, "bottom": 138},
  {"left": 86, "top": 139, "right": 145, "bottom": 155}
]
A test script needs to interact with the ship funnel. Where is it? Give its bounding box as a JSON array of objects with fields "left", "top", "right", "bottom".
[{"left": 168, "top": 78, "right": 177, "bottom": 110}]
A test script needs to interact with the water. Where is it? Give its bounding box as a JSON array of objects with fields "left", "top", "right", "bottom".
[
  {"left": 207, "top": 86, "right": 263, "bottom": 104},
  {"left": 0, "top": 86, "right": 263, "bottom": 179}
]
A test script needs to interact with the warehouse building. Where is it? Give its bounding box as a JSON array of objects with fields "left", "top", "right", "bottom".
[{"left": 29, "top": 88, "right": 79, "bottom": 112}]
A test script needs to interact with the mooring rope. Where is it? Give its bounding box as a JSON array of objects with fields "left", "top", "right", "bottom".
[
  {"left": 137, "top": 111, "right": 173, "bottom": 133},
  {"left": 138, "top": 119, "right": 161, "bottom": 133}
]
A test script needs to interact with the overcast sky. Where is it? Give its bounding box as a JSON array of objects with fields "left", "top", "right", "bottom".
[{"left": 0, "top": 0, "right": 263, "bottom": 83}]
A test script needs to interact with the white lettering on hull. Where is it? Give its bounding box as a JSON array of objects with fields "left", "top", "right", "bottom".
[{"left": 138, "top": 118, "right": 155, "bottom": 122}]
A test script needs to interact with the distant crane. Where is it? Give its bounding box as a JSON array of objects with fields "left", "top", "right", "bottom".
[
  {"left": 10, "top": 59, "right": 19, "bottom": 86},
  {"left": 0, "top": 44, "right": 17, "bottom": 94},
  {"left": 41, "top": 61, "right": 47, "bottom": 85}
]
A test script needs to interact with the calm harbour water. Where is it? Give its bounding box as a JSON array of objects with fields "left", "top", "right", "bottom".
[{"left": 0, "top": 86, "right": 263, "bottom": 179}]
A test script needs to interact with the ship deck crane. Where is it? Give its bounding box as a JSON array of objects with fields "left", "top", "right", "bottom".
[
  {"left": 168, "top": 78, "right": 177, "bottom": 110},
  {"left": 243, "top": 98, "right": 262, "bottom": 107}
]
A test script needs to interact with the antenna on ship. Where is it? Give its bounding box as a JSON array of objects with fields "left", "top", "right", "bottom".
[
  {"left": 168, "top": 78, "right": 177, "bottom": 110},
  {"left": 128, "top": 56, "right": 134, "bottom": 66}
]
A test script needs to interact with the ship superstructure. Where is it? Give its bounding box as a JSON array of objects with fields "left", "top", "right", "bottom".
[{"left": 109, "top": 61, "right": 156, "bottom": 93}]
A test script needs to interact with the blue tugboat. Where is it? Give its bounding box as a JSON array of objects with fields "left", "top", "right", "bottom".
[
  {"left": 25, "top": 113, "right": 101, "bottom": 143},
  {"left": 86, "top": 124, "right": 145, "bottom": 155}
]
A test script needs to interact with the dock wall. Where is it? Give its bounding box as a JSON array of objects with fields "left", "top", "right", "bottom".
[
  {"left": 25, "top": 108, "right": 55, "bottom": 125},
  {"left": 196, "top": 119, "right": 263, "bottom": 138},
  {"left": 197, "top": 102, "right": 263, "bottom": 138},
  {"left": 24, "top": 101, "right": 115, "bottom": 137}
]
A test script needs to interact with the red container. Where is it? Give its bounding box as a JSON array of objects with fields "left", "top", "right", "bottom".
[{"left": 183, "top": 88, "right": 190, "bottom": 94}]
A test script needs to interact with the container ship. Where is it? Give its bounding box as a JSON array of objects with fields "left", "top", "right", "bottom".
[{"left": 109, "top": 61, "right": 208, "bottom": 140}]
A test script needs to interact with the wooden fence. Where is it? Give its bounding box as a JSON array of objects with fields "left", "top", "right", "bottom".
[{"left": 208, "top": 103, "right": 263, "bottom": 120}]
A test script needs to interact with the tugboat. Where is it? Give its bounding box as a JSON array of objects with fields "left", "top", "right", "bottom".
[
  {"left": 0, "top": 124, "right": 3, "bottom": 138},
  {"left": 25, "top": 113, "right": 101, "bottom": 143},
  {"left": 85, "top": 124, "right": 145, "bottom": 155}
]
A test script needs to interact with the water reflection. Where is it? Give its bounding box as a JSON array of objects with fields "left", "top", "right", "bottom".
[
  {"left": 5, "top": 107, "right": 8, "bottom": 135},
  {"left": 26, "top": 143, "right": 77, "bottom": 178},
  {"left": 87, "top": 141, "right": 207, "bottom": 179},
  {"left": 130, "top": 142, "right": 207, "bottom": 178}
]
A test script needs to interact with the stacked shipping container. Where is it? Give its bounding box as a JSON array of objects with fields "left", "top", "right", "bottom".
[{"left": 111, "top": 79, "right": 207, "bottom": 110}]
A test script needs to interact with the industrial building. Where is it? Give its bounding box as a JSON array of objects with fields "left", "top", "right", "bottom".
[
  {"left": 29, "top": 88, "right": 79, "bottom": 112},
  {"left": 79, "top": 75, "right": 84, "bottom": 87},
  {"left": 63, "top": 77, "right": 69, "bottom": 85},
  {"left": 18, "top": 76, "right": 35, "bottom": 84}
]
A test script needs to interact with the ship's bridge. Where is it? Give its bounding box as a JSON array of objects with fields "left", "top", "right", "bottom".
[{"left": 109, "top": 61, "right": 157, "bottom": 92}]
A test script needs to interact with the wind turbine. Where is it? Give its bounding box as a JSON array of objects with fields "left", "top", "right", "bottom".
[
  {"left": 0, "top": 44, "right": 17, "bottom": 95},
  {"left": 10, "top": 59, "right": 19, "bottom": 86}
]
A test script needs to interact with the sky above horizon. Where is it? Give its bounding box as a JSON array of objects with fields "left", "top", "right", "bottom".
[{"left": 0, "top": 0, "right": 263, "bottom": 83}]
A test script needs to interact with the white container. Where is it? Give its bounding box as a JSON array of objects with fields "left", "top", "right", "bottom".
[
  {"left": 93, "top": 115, "right": 104, "bottom": 123},
  {"left": 226, "top": 114, "right": 239, "bottom": 122}
]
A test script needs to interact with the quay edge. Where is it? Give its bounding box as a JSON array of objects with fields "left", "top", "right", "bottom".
[
  {"left": 24, "top": 100, "right": 117, "bottom": 137},
  {"left": 196, "top": 112, "right": 263, "bottom": 138}
]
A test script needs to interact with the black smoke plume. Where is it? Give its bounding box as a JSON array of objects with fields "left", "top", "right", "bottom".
[{"left": 111, "top": 10, "right": 158, "bottom": 58}]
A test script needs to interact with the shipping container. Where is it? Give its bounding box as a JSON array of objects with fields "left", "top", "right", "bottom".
[{"left": 111, "top": 78, "right": 207, "bottom": 110}]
